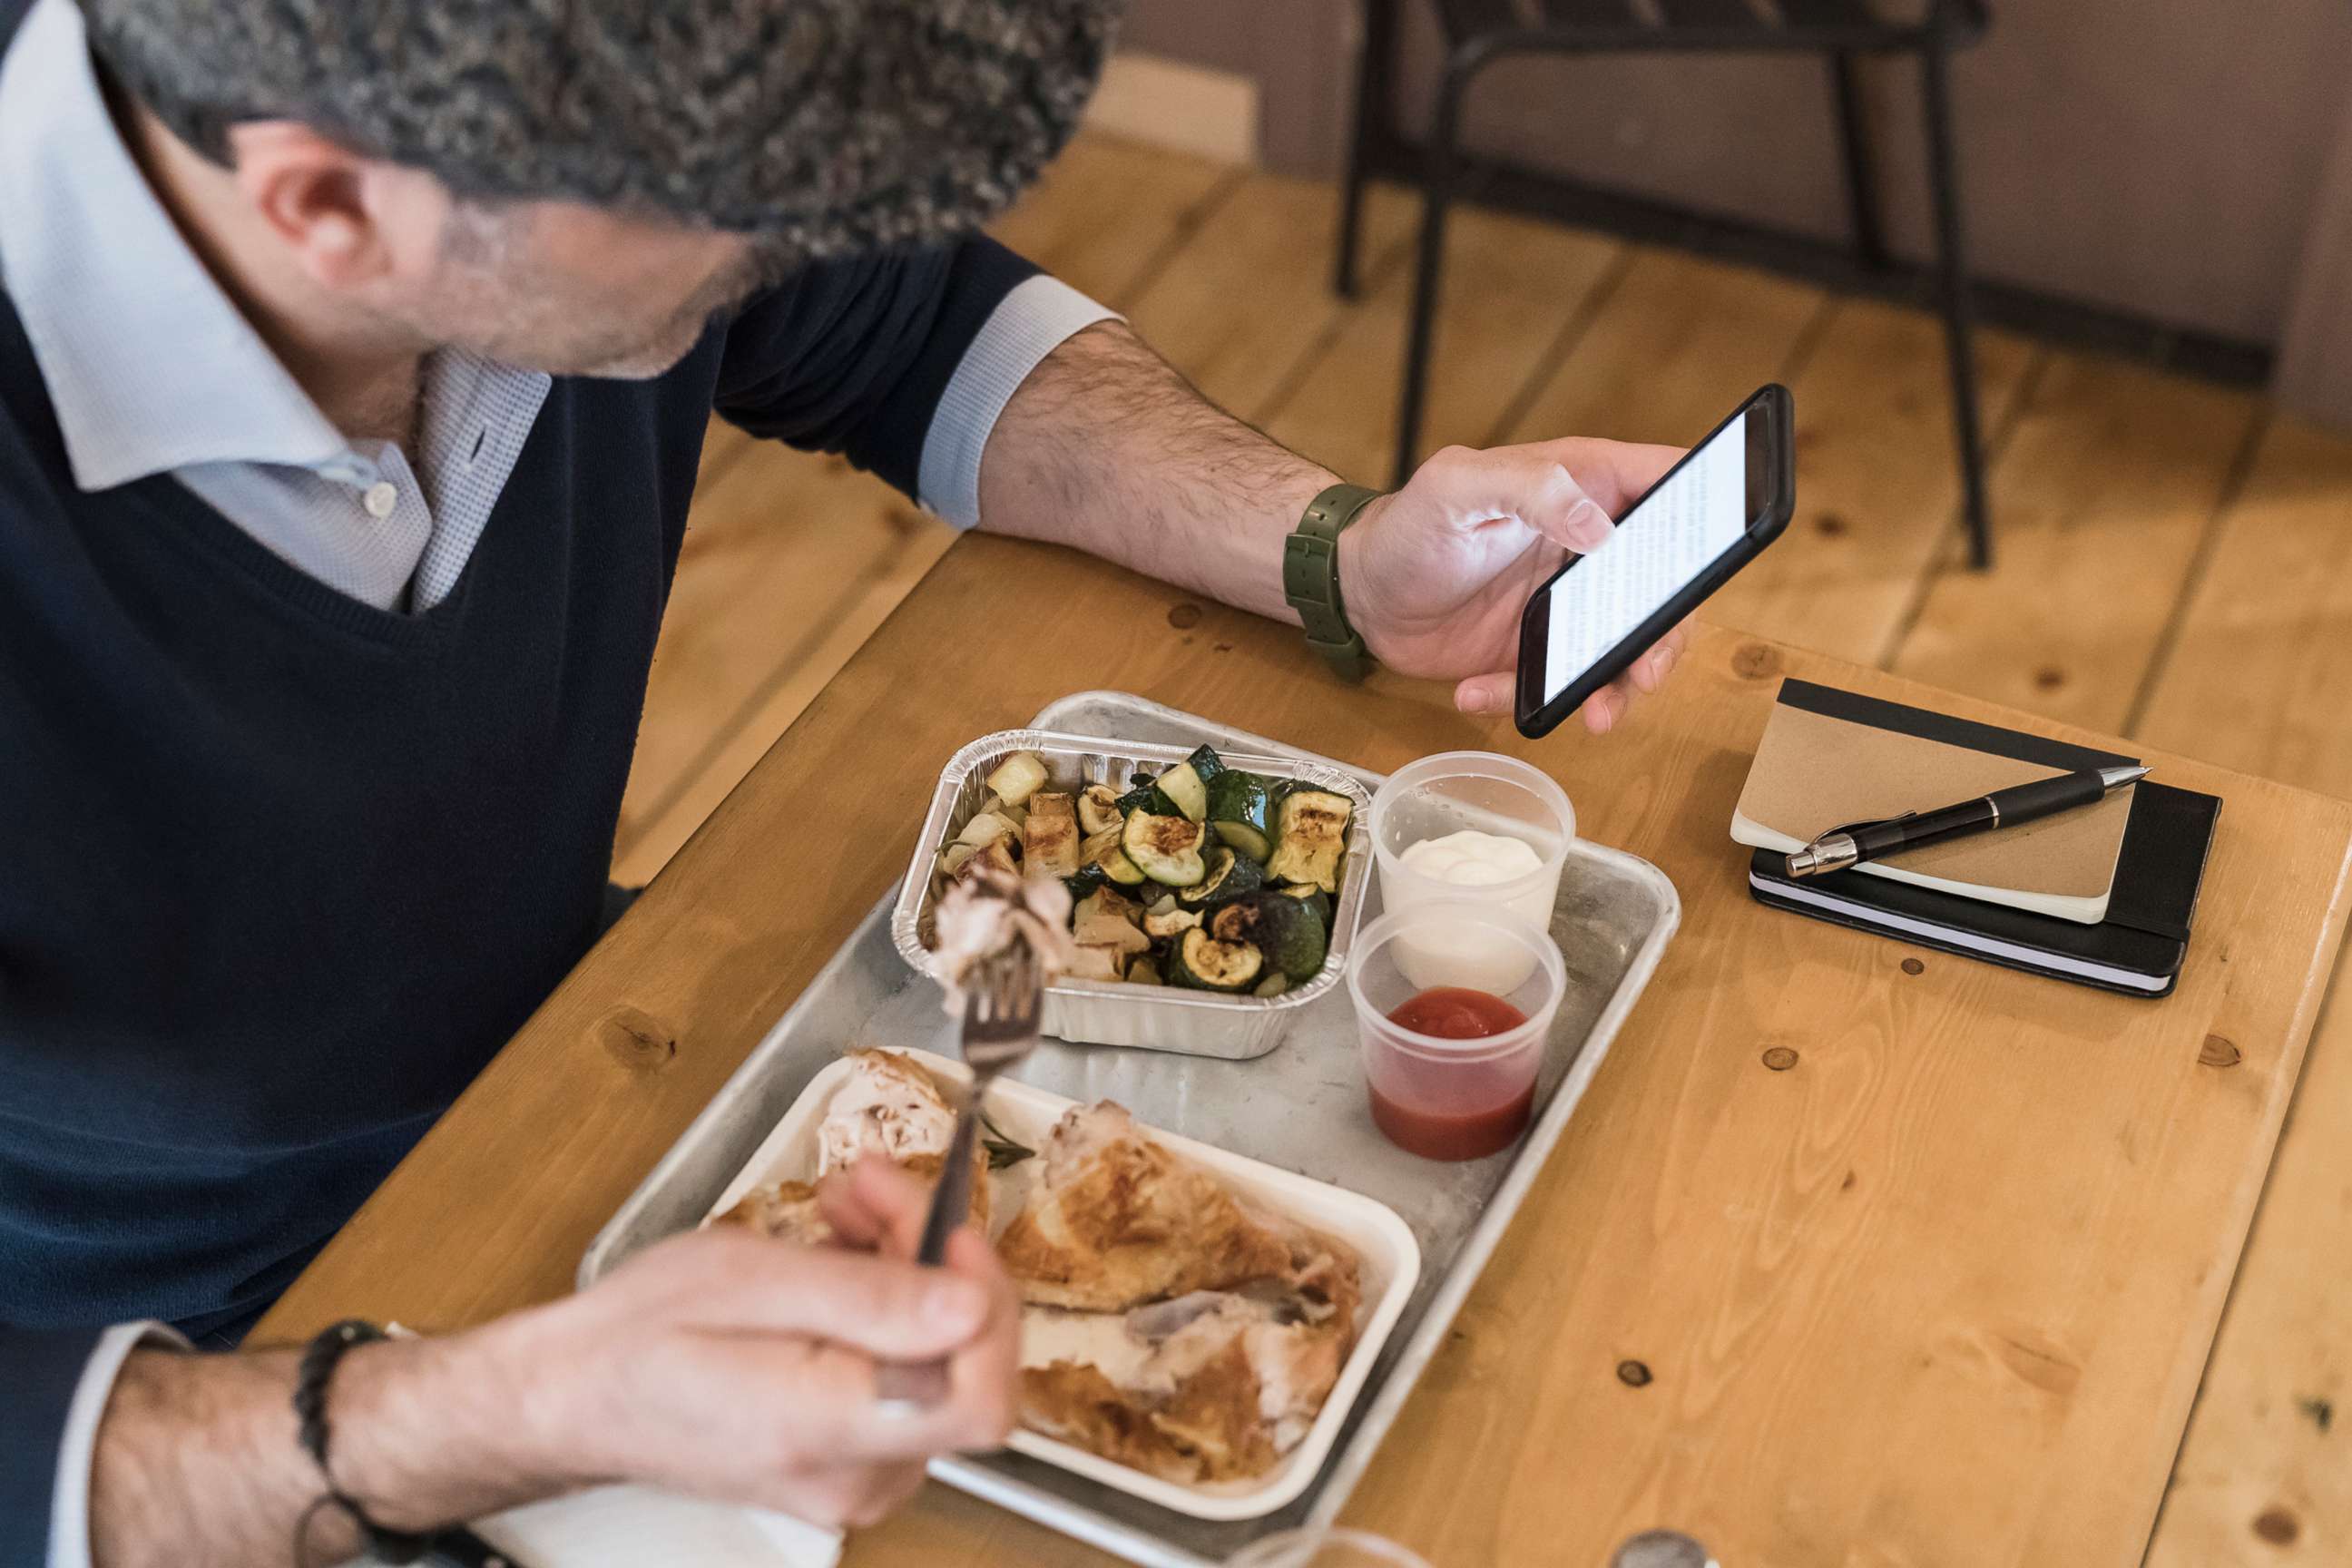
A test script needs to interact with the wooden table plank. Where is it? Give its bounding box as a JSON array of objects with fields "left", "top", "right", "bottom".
[
  {"left": 2135, "top": 415, "right": 2352, "bottom": 1568},
  {"left": 612, "top": 450, "right": 954, "bottom": 885},
  {"left": 1705, "top": 299, "right": 2040, "bottom": 667},
  {"left": 260, "top": 538, "right": 2352, "bottom": 1568},
  {"left": 1888, "top": 354, "right": 2261, "bottom": 732}
]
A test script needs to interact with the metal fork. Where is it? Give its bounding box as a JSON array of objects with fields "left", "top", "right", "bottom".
[{"left": 873, "top": 942, "right": 1042, "bottom": 1414}]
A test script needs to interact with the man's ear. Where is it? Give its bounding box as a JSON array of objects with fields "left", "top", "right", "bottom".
[{"left": 224, "top": 122, "right": 446, "bottom": 291}]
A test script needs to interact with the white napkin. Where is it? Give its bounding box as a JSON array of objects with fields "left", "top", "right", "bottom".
[{"left": 469, "top": 1485, "right": 845, "bottom": 1568}]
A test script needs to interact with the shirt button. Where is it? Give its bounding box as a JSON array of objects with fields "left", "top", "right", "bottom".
[{"left": 363, "top": 482, "right": 398, "bottom": 519}]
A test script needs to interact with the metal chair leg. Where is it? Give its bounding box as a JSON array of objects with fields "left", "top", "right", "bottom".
[
  {"left": 1921, "top": 34, "right": 1993, "bottom": 568},
  {"left": 1830, "top": 50, "right": 1889, "bottom": 271},
  {"left": 1393, "top": 54, "right": 1475, "bottom": 488},
  {"left": 1335, "top": 0, "right": 1399, "bottom": 299}
]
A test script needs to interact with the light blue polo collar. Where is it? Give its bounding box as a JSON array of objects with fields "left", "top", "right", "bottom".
[{"left": 0, "top": 0, "right": 357, "bottom": 493}]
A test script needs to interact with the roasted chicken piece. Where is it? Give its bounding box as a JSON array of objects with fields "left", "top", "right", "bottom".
[
  {"left": 714, "top": 1051, "right": 988, "bottom": 1237},
  {"left": 995, "top": 1102, "right": 1318, "bottom": 1312},
  {"left": 1019, "top": 1273, "right": 1360, "bottom": 1483},
  {"left": 710, "top": 1177, "right": 831, "bottom": 1244}
]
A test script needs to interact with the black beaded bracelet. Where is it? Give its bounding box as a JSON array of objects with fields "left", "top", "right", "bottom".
[{"left": 291, "top": 1319, "right": 437, "bottom": 1566}]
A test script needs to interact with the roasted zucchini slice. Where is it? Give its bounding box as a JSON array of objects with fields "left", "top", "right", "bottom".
[
  {"left": 1266, "top": 789, "right": 1352, "bottom": 893},
  {"left": 1278, "top": 883, "right": 1335, "bottom": 926},
  {"left": 1122, "top": 811, "right": 1207, "bottom": 887},
  {"left": 1022, "top": 792, "right": 1079, "bottom": 880},
  {"left": 1112, "top": 780, "right": 1162, "bottom": 816},
  {"left": 985, "top": 750, "right": 1051, "bottom": 807},
  {"left": 1081, "top": 825, "right": 1148, "bottom": 887},
  {"left": 1077, "top": 784, "right": 1125, "bottom": 837},
  {"left": 1153, "top": 761, "right": 1209, "bottom": 823},
  {"left": 1061, "top": 865, "right": 1106, "bottom": 901},
  {"left": 1251, "top": 971, "right": 1289, "bottom": 998},
  {"left": 1210, "top": 892, "right": 1328, "bottom": 980},
  {"left": 1206, "top": 770, "right": 1275, "bottom": 860},
  {"left": 1176, "top": 846, "right": 1264, "bottom": 907},
  {"left": 1182, "top": 745, "right": 1227, "bottom": 785},
  {"left": 1169, "top": 927, "right": 1264, "bottom": 992}
]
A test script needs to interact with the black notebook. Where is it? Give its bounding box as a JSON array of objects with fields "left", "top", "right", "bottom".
[{"left": 1740, "top": 685, "right": 2222, "bottom": 997}]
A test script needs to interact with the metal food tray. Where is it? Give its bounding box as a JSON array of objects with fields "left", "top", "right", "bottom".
[
  {"left": 890, "top": 729, "right": 1377, "bottom": 1060},
  {"left": 581, "top": 691, "right": 1682, "bottom": 1568}
]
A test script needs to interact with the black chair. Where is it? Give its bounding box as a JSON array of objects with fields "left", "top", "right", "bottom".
[{"left": 1335, "top": 0, "right": 1997, "bottom": 566}]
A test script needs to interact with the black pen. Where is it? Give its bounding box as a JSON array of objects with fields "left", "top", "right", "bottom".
[{"left": 1785, "top": 764, "right": 2151, "bottom": 877}]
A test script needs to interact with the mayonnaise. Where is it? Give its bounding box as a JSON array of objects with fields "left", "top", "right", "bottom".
[{"left": 1386, "top": 828, "right": 1557, "bottom": 993}]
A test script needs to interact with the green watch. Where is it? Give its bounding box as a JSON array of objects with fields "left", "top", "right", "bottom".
[{"left": 1284, "top": 483, "right": 1383, "bottom": 683}]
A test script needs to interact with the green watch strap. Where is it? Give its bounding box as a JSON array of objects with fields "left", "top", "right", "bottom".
[{"left": 1285, "top": 483, "right": 1383, "bottom": 684}]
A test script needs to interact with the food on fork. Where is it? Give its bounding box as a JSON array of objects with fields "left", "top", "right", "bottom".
[{"left": 931, "top": 862, "right": 1073, "bottom": 1010}]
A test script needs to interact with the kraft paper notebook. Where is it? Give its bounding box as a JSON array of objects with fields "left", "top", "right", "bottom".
[{"left": 1731, "top": 679, "right": 2138, "bottom": 923}]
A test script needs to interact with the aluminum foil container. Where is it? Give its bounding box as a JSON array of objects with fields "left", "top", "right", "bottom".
[{"left": 888, "top": 728, "right": 1375, "bottom": 1059}]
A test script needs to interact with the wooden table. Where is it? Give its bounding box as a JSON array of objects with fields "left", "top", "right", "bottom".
[{"left": 258, "top": 534, "right": 2352, "bottom": 1568}]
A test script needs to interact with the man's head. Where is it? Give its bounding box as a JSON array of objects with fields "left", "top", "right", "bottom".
[{"left": 89, "top": 0, "right": 1118, "bottom": 377}]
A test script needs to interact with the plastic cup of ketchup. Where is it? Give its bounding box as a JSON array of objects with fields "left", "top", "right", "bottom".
[{"left": 1345, "top": 902, "right": 1565, "bottom": 1161}]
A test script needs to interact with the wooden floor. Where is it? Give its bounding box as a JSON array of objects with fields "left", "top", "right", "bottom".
[{"left": 618, "top": 134, "right": 2352, "bottom": 1565}]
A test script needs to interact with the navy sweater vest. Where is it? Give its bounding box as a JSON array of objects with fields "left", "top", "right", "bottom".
[{"left": 0, "top": 234, "right": 1034, "bottom": 1340}]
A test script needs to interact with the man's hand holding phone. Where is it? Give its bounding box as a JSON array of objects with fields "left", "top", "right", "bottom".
[
  {"left": 1338, "top": 437, "right": 1690, "bottom": 733},
  {"left": 1338, "top": 386, "right": 1791, "bottom": 738}
]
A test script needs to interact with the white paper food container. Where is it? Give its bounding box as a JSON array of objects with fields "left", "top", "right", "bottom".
[{"left": 705, "top": 1049, "right": 1423, "bottom": 1523}]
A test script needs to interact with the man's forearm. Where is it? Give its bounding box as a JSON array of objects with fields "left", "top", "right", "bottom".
[
  {"left": 91, "top": 1326, "right": 561, "bottom": 1568},
  {"left": 975, "top": 321, "right": 1336, "bottom": 622}
]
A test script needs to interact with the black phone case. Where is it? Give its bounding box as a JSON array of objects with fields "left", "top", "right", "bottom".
[{"left": 1515, "top": 383, "right": 1796, "bottom": 738}]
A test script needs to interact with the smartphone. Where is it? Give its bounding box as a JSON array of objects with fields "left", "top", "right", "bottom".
[{"left": 1514, "top": 384, "right": 1796, "bottom": 738}]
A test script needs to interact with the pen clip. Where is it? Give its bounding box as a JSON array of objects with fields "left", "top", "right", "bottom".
[{"left": 1823, "top": 811, "right": 1915, "bottom": 839}]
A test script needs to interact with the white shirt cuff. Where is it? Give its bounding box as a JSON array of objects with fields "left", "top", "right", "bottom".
[
  {"left": 916, "top": 275, "right": 1121, "bottom": 530},
  {"left": 48, "top": 1321, "right": 191, "bottom": 1568}
]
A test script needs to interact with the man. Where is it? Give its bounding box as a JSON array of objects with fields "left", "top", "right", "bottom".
[{"left": 0, "top": 0, "right": 1688, "bottom": 1560}]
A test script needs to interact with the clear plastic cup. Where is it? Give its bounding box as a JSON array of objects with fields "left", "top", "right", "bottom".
[
  {"left": 1368, "top": 752, "right": 1574, "bottom": 995},
  {"left": 1347, "top": 903, "right": 1565, "bottom": 1161},
  {"left": 1225, "top": 1527, "right": 1436, "bottom": 1567}
]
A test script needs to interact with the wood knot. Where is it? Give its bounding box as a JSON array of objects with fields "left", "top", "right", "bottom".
[
  {"left": 1731, "top": 644, "right": 1782, "bottom": 680},
  {"left": 2199, "top": 1034, "right": 2242, "bottom": 1069},
  {"left": 1616, "top": 1358, "right": 1653, "bottom": 1387},
  {"left": 596, "top": 1006, "right": 677, "bottom": 1073},
  {"left": 2252, "top": 1506, "right": 2300, "bottom": 1545},
  {"left": 1901, "top": 957, "right": 1926, "bottom": 976},
  {"left": 1166, "top": 603, "right": 1203, "bottom": 630},
  {"left": 1761, "top": 1046, "right": 1799, "bottom": 1072},
  {"left": 1815, "top": 511, "right": 1849, "bottom": 538},
  {"left": 2034, "top": 665, "right": 2067, "bottom": 691}
]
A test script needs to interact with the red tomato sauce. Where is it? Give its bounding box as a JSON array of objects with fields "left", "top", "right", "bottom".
[
  {"left": 1371, "top": 987, "right": 1538, "bottom": 1160},
  {"left": 1387, "top": 986, "right": 1528, "bottom": 1039},
  {"left": 1369, "top": 1081, "right": 1536, "bottom": 1161}
]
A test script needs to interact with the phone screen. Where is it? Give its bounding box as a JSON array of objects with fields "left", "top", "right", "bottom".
[{"left": 1535, "top": 407, "right": 1756, "bottom": 706}]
